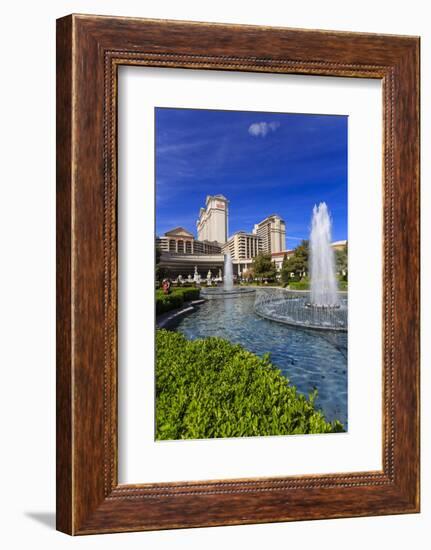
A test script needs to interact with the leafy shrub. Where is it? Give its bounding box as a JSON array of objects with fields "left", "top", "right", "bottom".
[
  {"left": 176, "top": 287, "right": 200, "bottom": 301},
  {"left": 156, "top": 293, "right": 184, "bottom": 315},
  {"left": 156, "top": 329, "right": 344, "bottom": 440},
  {"left": 288, "top": 279, "right": 348, "bottom": 291},
  {"left": 155, "top": 287, "right": 201, "bottom": 315},
  {"left": 289, "top": 280, "right": 310, "bottom": 290}
]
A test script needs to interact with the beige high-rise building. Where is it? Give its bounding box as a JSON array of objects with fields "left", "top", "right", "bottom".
[
  {"left": 223, "top": 231, "right": 262, "bottom": 261},
  {"left": 196, "top": 194, "right": 228, "bottom": 244},
  {"left": 253, "top": 215, "right": 286, "bottom": 254}
]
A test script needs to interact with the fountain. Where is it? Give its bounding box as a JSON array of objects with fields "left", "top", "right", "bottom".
[
  {"left": 200, "top": 254, "right": 256, "bottom": 299},
  {"left": 254, "top": 203, "right": 347, "bottom": 331},
  {"left": 309, "top": 203, "right": 339, "bottom": 308},
  {"left": 223, "top": 254, "right": 234, "bottom": 291}
]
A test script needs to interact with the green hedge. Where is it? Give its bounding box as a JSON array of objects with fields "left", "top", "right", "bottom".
[
  {"left": 288, "top": 281, "right": 348, "bottom": 291},
  {"left": 288, "top": 281, "right": 310, "bottom": 290},
  {"left": 156, "top": 329, "right": 344, "bottom": 440},
  {"left": 156, "top": 287, "right": 201, "bottom": 315}
]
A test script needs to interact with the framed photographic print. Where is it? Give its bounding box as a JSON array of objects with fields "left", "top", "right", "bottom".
[{"left": 56, "top": 14, "right": 420, "bottom": 534}]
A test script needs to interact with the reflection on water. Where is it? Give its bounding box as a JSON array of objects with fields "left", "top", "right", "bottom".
[{"left": 171, "top": 294, "right": 347, "bottom": 427}]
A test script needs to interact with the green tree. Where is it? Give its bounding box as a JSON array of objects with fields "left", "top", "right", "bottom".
[
  {"left": 281, "top": 240, "right": 309, "bottom": 282},
  {"left": 335, "top": 243, "right": 348, "bottom": 281},
  {"left": 252, "top": 253, "right": 276, "bottom": 280},
  {"left": 244, "top": 267, "right": 254, "bottom": 282}
]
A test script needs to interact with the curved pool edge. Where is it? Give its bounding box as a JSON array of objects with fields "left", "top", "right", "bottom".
[
  {"left": 201, "top": 287, "right": 256, "bottom": 299},
  {"left": 254, "top": 287, "right": 348, "bottom": 332},
  {"left": 156, "top": 299, "right": 205, "bottom": 329},
  {"left": 171, "top": 292, "right": 348, "bottom": 427},
  {"left": 254, "top": 306, "right": 348, "bottom": 332}
]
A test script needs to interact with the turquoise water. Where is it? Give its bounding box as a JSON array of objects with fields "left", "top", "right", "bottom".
[{"left": 171, "top": 294, "right": 347, "bottom": 428}]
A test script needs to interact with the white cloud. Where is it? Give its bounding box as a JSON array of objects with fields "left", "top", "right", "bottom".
[{"left": 248, "top": 121, "right": 280, "bottom": 137}]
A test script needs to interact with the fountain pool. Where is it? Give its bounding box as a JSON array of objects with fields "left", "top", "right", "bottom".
[
  {"left": 255, "top": 289, "right": 348, "bottom": 331},
  {"left": 254, "top": 202, "right": 347, "bottom": 331},
  {"left": 201, "top": 254, "right": 256, "bottom": 299},
  {"left": 170, "top": 203, "right": 348, "bottom": 426},
  {"left": 169, "top": 293, "right": 347, "bottom": 427}
]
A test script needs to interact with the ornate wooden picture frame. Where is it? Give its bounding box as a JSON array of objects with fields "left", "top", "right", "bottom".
[{"left": 56, "top": 14, "right": 420, "bottom": 535}]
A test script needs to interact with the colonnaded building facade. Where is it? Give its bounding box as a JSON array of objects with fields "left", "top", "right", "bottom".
[{"left": 156, "top": 194, "right": 289, "bottom": 279}]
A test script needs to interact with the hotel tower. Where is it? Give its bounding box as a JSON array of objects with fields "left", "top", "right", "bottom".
[{"left": 196, "top": 194, "right": 229, "bottom": 244}]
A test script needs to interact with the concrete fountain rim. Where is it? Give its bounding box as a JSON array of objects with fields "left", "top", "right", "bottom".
[
  {"left": 254, "top": 288, "right": 348, "bottom": 332},
  {"left": 200, "top": 287, "right": 256, "bottom": 298}
]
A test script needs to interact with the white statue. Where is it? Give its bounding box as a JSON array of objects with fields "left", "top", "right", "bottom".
[{"left": 193, "top": 266, "right": 200, "bottom": 284}]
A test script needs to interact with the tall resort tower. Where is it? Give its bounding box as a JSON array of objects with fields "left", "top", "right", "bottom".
[{"left": 196, "top": 194, "right": 229, "bottom": 244}]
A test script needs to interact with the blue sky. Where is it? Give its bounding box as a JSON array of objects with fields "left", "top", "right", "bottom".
[{"left": 155, "top": 108, "right": 347, "bottom": 247}]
